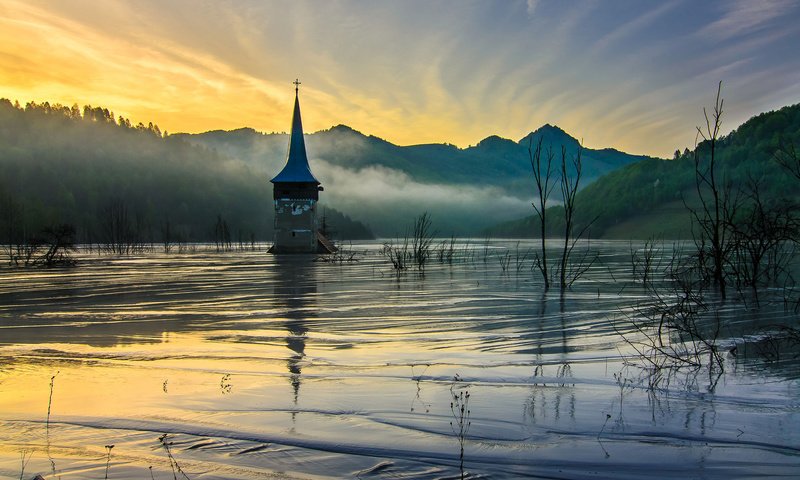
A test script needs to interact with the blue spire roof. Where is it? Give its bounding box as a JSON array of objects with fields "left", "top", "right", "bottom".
[{"left": 271, "top": 86, "right": 320, "bottom": 184}]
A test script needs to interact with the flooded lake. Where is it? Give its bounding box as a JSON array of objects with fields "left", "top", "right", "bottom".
[{"left": 0, "top": 240, "right": 798, "bottom": 479}]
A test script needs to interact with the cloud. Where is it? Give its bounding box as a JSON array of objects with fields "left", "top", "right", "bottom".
[
  {"left": 589, "top": 1, "right": 679, "bottom": 54},
  {"left": 0, "top": 0, "right": 292, "bottom": 134},
  {"left": 701, "top": 0, "right": 795, "bottom": 40},
  {"left": 526, "top": 0, "right": 540, "bottom": 16},
  {"left": 1, "top": 0, "right": 799, "bottom": 160}
]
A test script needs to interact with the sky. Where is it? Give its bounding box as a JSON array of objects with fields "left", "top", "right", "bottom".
[{"left": 1, "top": 0, "right": 799, "bottom": 157}]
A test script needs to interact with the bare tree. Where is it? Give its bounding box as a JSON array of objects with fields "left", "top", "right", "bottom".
[
  {"left": 630, "top": 238, "right": 663, "bottom": 290},
  {"left": 411, "top": 212, "right": 434, "bottom": 271},
  {"left": 99, "top": 198, "right": 134, "bottom": 254},
  {"left": 727, "top": 176, "right": 799, "bottom": 303},
  {"left": 557, "top": 144, "right": 597, "bottom": 289},
  {"left": 529, "top": 137, "right": 556, "bottom": 289},
  {"left": 213, "top": 215, "right": 233, "bottom": 252},
  {"left": 214, "top": 216, "right": 223, "bottom": 252},
  {"left": 160, "top": 218, "right": 173, "bottom": 253},
  {"left": 616, "top": 248, "right": 726, "bottom": 388},
  {"left": 688, "top": 81, "right": 735, "bottom": 299},
  {"left": 380, "top": 212, "right": 435, "bottom": 272},
  {"left": 35, "top": 224, "right": 77, "bottom": 267}
]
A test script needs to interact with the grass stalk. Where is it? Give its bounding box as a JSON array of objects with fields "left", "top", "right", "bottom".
[
  {"left": 104, "top": 444, "right": 114, "bottom": 479},
  {"left": 158, "top": 434, "right": 191, "bottom": 480},
  {"left": 46, "top": 371, "right": 59, "bottom": 432}
]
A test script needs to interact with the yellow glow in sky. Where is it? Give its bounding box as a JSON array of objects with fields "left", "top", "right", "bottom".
[{"left": 2, "top": 0, "right": 799, "bottom": 157}]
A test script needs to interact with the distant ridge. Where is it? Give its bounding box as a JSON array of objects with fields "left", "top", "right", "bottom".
[
  {"left": 3, "top": 94, "right": 797, "bottom": 238},
  {"left": 182, "top": 122, "right": 653, "bottom": 195},
  {"left": 174, "top": 121, "right": 656, "bottom": 234}
]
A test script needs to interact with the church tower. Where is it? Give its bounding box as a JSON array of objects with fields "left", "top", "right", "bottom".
[{"left": 269, "top": 80, "right": 334, "bottom": 254}]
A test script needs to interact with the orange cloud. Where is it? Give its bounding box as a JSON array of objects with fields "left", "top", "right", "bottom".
[
  {"left": 1, "top": 1, "right": 798, "bottom": 157},
  {"left": 0, "top": 1, "right": 291, "bottom": 135}
]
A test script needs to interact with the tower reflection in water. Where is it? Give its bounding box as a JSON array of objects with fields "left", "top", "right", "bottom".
[{"left": 272, "top": 256, "right": 318, "bottom": 423}]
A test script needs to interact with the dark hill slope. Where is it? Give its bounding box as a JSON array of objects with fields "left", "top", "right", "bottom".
[
  {"left": 490, "top": 103, "right": 800, "bottom": 238},
  {"left": 0, "top": 100, "right": 373, "bottom": 241}
]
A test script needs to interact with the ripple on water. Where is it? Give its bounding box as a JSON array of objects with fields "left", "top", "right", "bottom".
[{"left": 0, "top": 241, "right": 799, "bottom": 479}]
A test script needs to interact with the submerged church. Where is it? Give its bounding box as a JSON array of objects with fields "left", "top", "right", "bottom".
[{"left": 269, "top": 81, "right": 336, "bottom": 254}]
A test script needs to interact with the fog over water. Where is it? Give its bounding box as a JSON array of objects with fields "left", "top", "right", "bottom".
[
  {"left": 0, "top": 240, "right": 798, "bottom": 479},
  {"left": 313, "top": 160, "right": 533, "bottom": 234}
]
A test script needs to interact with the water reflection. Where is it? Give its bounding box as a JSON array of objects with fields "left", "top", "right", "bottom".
[
  {"left": 511, "top": 289, "right": 571, "bottom": 358},
  {"left": 273, "top": 256, "right": 318, "bottom": 415},
  {"left": 1, "top": 243, "right": 799, "bottom": 478},
  {"left": 0, "top": 254, "right": 284, "bottom": 347}
]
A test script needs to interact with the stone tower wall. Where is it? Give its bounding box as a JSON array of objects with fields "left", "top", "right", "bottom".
[{"left": 272, "top": 197, "right": 317, "bottom": 253}]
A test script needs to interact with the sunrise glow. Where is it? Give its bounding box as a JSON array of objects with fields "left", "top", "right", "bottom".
[{"left": 1, "top": 0, "right": 799, "bottom": 156}]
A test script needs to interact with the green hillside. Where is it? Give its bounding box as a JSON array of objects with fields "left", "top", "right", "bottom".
[
  {"left": 178, "top": 123, "right": 653, "bottom": 200},
  {"left": 490, "top": 103, "right": 800, "bottom": 239}
]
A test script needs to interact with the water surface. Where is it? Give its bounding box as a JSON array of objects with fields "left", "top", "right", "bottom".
[{"left": 0, "top": 240, "right": 798, "bottom": 479}]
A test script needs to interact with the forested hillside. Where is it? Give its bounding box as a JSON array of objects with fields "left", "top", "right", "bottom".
[
  {"left": 0, "top": 100, "right": 373, "bottom": 245},
  {"left": 2, "top": 95, "right": 719, "bottom": 243},
  {"left": 178, "top": 123, "right": 652, "bottom": 200},
  {"left": 175, "top": 122, "right": 652, "bottom": 235},
  {"left": 490, "top": 102, "right": 800, "bottom": 238}
]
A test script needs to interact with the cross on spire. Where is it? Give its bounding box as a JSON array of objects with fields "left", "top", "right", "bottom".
[{"left": 293, "top": 78, "right": 301, "bottom": 94}]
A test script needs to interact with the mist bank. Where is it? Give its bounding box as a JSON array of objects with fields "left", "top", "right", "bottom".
[
  {"left": 176, "top": 123, "right": 652, "bottom": 197},
  {"left": 312, "top": 161, "right": 532, "bottom": 235},
  {"left": 176, "top": 122, "right": 651, "bottom": 236},
  {"left": 0, "top": 100, "right": 372, "bottom": 243},
  {"left": 1, "top": 96, "right": 655, "bottom": 242}
]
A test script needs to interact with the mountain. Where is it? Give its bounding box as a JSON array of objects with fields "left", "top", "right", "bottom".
[
  {"left": 489, "top": 103, "right": 800, "bottom": 239},
  {"left": 178, "top": 123, "right": 650, "bottom": 195},
  {"left": 0, "top": 97, "right": 670, "bottom": 241},
  {"left": 519, "top": 124, "right": 581, "bottom": 151},
  {"left": 176, "top": 122, "right": 652, "bottom": 235}
]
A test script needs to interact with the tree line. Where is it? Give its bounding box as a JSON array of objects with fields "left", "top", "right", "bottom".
[{"left": 0, "top": 98, "right": 373, "bottom": 265}]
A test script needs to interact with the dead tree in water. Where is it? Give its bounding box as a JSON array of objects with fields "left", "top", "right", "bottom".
[
  {"left": 380, "top": 213, "right": 435, "bottom": 272},
  {"left": 213, "top": 215, "right": 232, "bottom": 252},
  {"left": 529, "top": 137, "right": 556, "bottom": 289},
  {"left": 411, "top": 212, "right": 434, "bottom": 271},
  {"left": 558, "top": 144, "right": 597, "bottom": 289},
  {"left": 99, "top": 198, "right": 136, "bottom": 254},
  {"left": 727, "top": 177, "right": 799, "bottom": 303},
  {"left": 688, "top": 82, "right": 735, "bottom": 299},
  {"left": 35, "top": 224, "right": 77, "bottom": 267},
  {"left": 160, "top": 218, "right": 172, "bottom": 253}
]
